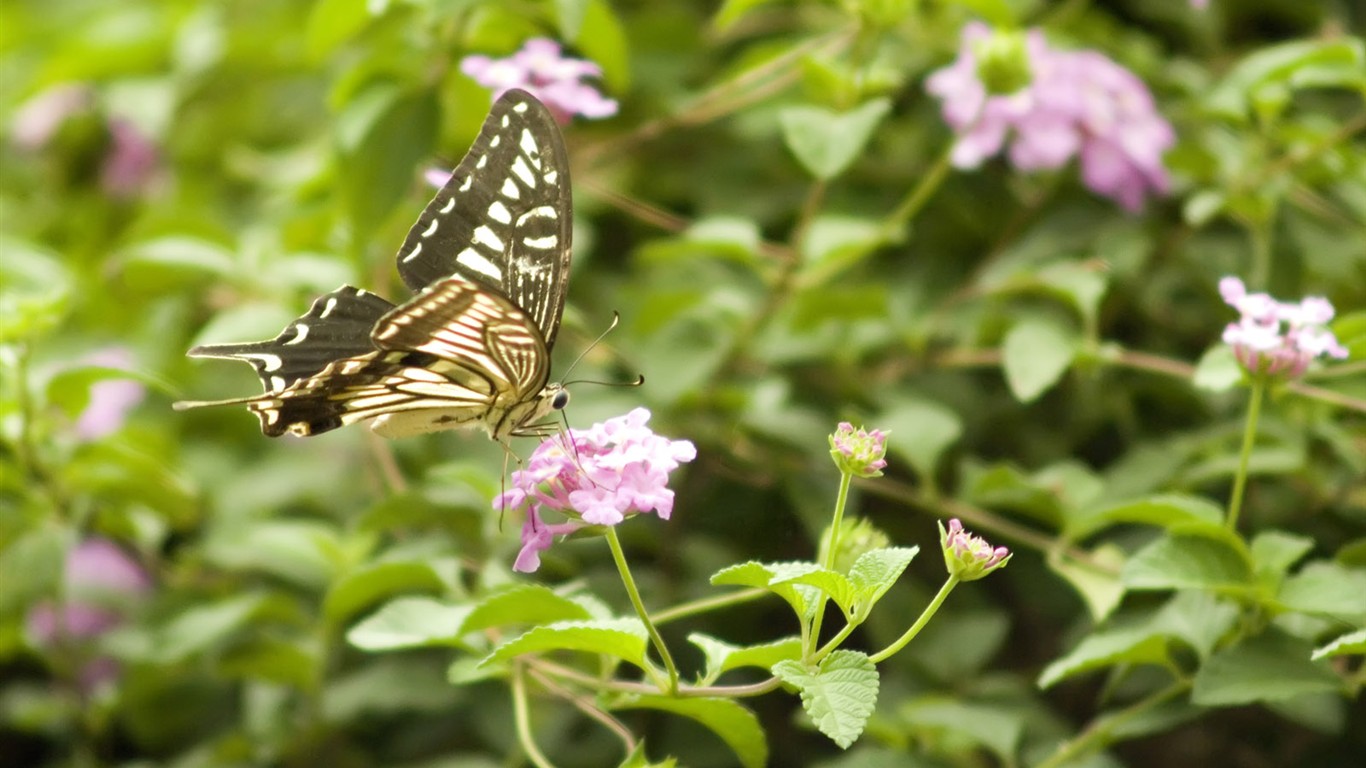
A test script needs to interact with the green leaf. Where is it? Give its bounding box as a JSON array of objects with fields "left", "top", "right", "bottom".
[
  {"left": 140, "top": 594, "right": 265, "bottom": 664},
  {"left": 1047, "top": 544, "right": 1126, "bottom": 622},
  {"left": 876, "top": 394, "right": 962, "bottom": 479},
  {"left": 1001, "top": 318, "right": 1077, "bottom": 403},
  {"left": 1038, "top": 622, "right": 1174, "bottom": 689},
  {"left": 712, "top": 0, "right": 779, "bottom": 32},
  {"left": 1068, "top": 494, "right": 1225, "bottom": 540},
  {"left": 483, "top": 619, "right": 649, "bottom": 668},
  {"left": 322, "top": 561, "right": 447, "bottom": 625},
  {"left": 1037, "top": 262, "right": 1109, "bottom": 328},
  {"left": 1192, "top": 345, "right": 1242, "bottom": 392},
  {"left": 779, "top": 99, "right": 891, "bottom": 180},
  {"left": 1156, "top": 591, "right": 1239, "bottom": 661},
  {"left": 688, "top": 634, "right": 802, "bottom": 685},
  {"left": 218, "top": 637, "right": 319, "bottom": 688},
  {"left": 1311, "top": 628, "right": 1366, "bottom": 661},
  {"left": 0, "top": 525, "right": 70, "bottom": 614},
  {"left": 1192, "top": 631, "right": 1340, "bottom": 706},
  {"left": 613, "top": 696, "right": 767, "bottom": 768},
  {"left": 712, "top": 561, "right": 812, "bottom": 618},
  {"left": 202, "top": 519, "right": 341, "bottom": 589},
  {"left": 774, "top": 567, "right": 855, "bottom": 617},
  {"left": 798, "top": 214, "right": 885, "bottom": 281},
  {"left": 1207, "top": 39, "right": 1366, "bottom": 121},
  {"left": 773, "top": 650, "right": 879, "bottom": 749},
  {"left": 1122, "top": 532, "right": 1254, "bottom": 593},
  {"left": 0, "top": 237, "right": 72, "bottom": 341},
  {"left": 847, "top": 547, "right": 918, "bottom": 615},
  {"left": 553, "top": 0, "right": 590, "bottom": 41},
  {"left": 1249, "top": 530, "right": 1314, "bottom": 584},
  {"left": 902, "top": 699, "right": 1026, "bottom": 763},
  {"left": 461, "top": 583, "right": 597, "bottom": 632},
  {"left": 305, "top": 0, "right": 373, "bottom": 60},
  {"left": 1276, "top": 562, "right": 1366, "bottom": 617},
  {"left": 346, "top": 597, "right": 474, "bottom": 651},
  {"left": 578, "top": 0, "right": 629, "bottom": 91},
  {"left": 115, "top": 237, "right": 237, "bottom": 291}
]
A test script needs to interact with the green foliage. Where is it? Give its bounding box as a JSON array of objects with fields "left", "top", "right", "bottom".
[{"left": 3, "top": 0, "right": 1365, "bottom": 766}]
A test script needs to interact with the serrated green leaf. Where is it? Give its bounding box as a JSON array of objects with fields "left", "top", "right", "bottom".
[
  {"left": 483, "top": 618, "right": 649, "bottom": 668},
  {"left": 688, "top": 634, "right": 802, "bottom": 685},
  {"left": 1192, "top": 631, "right": 1340, "bottom": 706},
  {"left": 322, "top": 561, "right": 446, "bottom": 625},
  {"left": 461, "top": 583, "right": 596, "bottom": 632},
  {"left": 1311, "top": 628, "right": 1366, "bottom": 661},
  {"left": 779, "top": 99, "right": 891, "bottom": 180},
  {"left": 1038, "top": 622, "right": 1173, "bottom": 689},
  {"left": 847, "top": 547, "right": 917, "bottom": 614},
  {"left": 712, "top": 561, "right": 812, "bottom": 617},
  {"left": 1001, "top": 318, "right": 1077, "bottom": 403},
  {"left": 1047, "top": 544, "right": 1126, "bottom": 622},
  {"left": 774, "top": 567, "right": 855, "bottom": 617},
  {"left": 773, "top": 650, "right": 879, "bottom": 749},
  {"left": 613, "top": 695, "right": 766, "bottom": 768},
  {"left": 346, "top": 597, "right": 474, "bottom": 651}
]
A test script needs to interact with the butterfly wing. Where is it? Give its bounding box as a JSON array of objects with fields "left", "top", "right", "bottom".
[
  {"left": 230, "top": 277, "right": 553, "bottom": 438},
  {"left": 185, "top": 286, "right": 396, "bottom": 392},
  {"left": 394, "top": 88, "right": 573, "bottom": 348}
]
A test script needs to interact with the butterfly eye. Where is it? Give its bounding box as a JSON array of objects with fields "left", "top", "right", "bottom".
[{"left": 552, "top": 390, "right": 570, "bottom": 410}]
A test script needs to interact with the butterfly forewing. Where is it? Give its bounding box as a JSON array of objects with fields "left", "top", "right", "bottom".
[{"left": 395, "top": 90, "right": 573, "bottom": 348}]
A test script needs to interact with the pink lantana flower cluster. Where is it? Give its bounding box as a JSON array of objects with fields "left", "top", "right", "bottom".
[
  {"left": 939, "top": 519, "right": 1011, "bottom": 581},
  {"left": 829, "top": 422, "right": 889, "bottom": 478},
  {"left": 73, "top": 347, "right": 146, "bottom": 441},
  {"left": 496, "top": 408, "right": 696, "bottom": 573},
  {"left": 1219, "top": 276, "right": 1348, "bottom": 379},
  {"left": 926, "top": 22, "right": 1175, "bottom": 212},
  {"left": 461, "top": 38, "right": 618, "bottom": 123}
]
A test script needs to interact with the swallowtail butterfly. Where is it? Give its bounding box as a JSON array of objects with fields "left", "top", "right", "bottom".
[{"left": 176, "top": 89, "right": 573, "bottom": 441}]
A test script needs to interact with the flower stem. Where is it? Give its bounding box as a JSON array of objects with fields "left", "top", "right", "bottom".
[
  {"left": 810, "top": 472, "right": 854, "bottom": 649},
  {"left": 1034, "top": 680, "right": 1190, "bottom": 768},
  {"left": 869, "top": 576, "right": 958, "bottom": 664},
  {"left": 879, "top": 136, "right": 956, "bottom": 241},
  {"left": 1226, "top": 377, "right": 1265, "bottom": 530},
  {"left": 511, "top": 662, "right": 557, "bottom": 768},
  {"left": 605, "top": 527, "right": 679, "bottom": 694}
]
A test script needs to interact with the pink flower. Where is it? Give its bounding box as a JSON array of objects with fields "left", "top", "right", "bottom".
[
  {"left": 495, "top": 408, "right": 696, "bottom": 572},
  {"left": 1219, "top": 277, "right": 1348, "bottom": 379},
  {"left": 26, "top": 537, "right": 152, "bottom": 689},
  {"left": 939, "top": 519, "right": 1011, "bottom": 581},
  {"left": 829, "top": 422, "right": 889, "bottom": 478},
  {"left": 99, "top": 118, "right": 159, "bottom": 199},
  {"left": 461, "top": 38, "right": 618, "bottom": 123},
  {"left": 72, "top": 347, "right": 145, "bottom": 441},
  {"left": 10, "top": 84, "right": 159, "bottom": 199},
  {"left": 10, "top": 83, "right": 95, "bottom": 150},
  {"left": 926, "top": 22, "right": 1175, "bottom": 212}
]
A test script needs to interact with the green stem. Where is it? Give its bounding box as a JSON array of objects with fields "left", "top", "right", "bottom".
[
  {"left": 868, "top": 576, "right": 958, "bottom": 664},
  {"left": 1226, "top": 377, "right": 1266, "bottom": 531},
  {"left": 1034, "top": 680, "right": 1190, "bottom": 768},
  {"left": 1249, "top": 213, "right": 1273, "bottom": 290},
  {"left": 809, "top": 472, "right": 854, "bottom": 651},
  {"left": 605, "top": 527, "right": 679, "bottom": 694},
  {"left": 879, "top": 140, "right": 956, "bottom": 242},
  {"left": 511, "top": 662, "right": 557, "bottom": 768},
  {"left": 651, "top": 588, "right": 767, "bottom": 625}
]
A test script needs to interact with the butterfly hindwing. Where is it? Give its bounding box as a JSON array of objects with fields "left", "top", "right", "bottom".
[
  {"left": 395, "top": 89, "right": 572, "bottom": 348},
  {"left": 186, "top": 286, "right": 396, "bottom": 393}
]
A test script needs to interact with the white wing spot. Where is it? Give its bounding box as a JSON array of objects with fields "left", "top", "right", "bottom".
[
  {"left": 270, "top": 375, "right": 286, "bottom": 390},
  {"left": 285, "top": 324, "right": 310, "bottom": 345},
  {"left": 241, "top": 353, "right": 284, "bottom": 372},
  {"left": 524, "top": 234, "right": 558, "bottom": 249},
  {"left": 489, "top": 134, "right": 501, "bottom": 148},
  {"left": 488, "top": 200, "right": 512, "bottom": 224},
  {"left": 402, "top": 242, "right": 423, "bottom": 262},
  {"left": 440, "top": 196, "right": 457, "bottom": 214},
  {"left": 501, "top": 114, "right": 510, "bottom": 127},
  {"left": 519, "top": 129, "right": 538, "bottom": 156},
  {"left": 476, "top": 155, "right": 488, "bottom": 170},
  {"left": 544, "top": 170, "right": 558, "bottom": 185},
  {"left": 501, "top": 178, "right": 520, "bottom": 199},
  {"left": 319, "top": 298, "right": 338, "bottom": 318},
  {"left": 473, "top": 225, "right": 504, "bottom": 252},
  {"left": 510, "top": 156, "right": 535, "bottom": 187},
  {"left": 512, "top": 102, "right": 528, "bottom": 114},
  {"left": 422, "top": 219, "right": 440, "bottom": 238},
  {"left": 455, "top": 247, "right": 501, "bottom": 280},
  {"left": 459, "top": 175, "right": 473, "bottom": 191}
]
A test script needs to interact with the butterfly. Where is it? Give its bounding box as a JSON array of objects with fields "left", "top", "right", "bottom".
[{"left": 176, "top": 89, "right": 574, "bottom": 442}]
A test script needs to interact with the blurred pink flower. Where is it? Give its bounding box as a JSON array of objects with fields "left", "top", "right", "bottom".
[
  {"left": 495, "top": 408, "right": 696, "bottom": 572},
  {"left": 99, "top": 118, "right": 160, "bottom": 199},
  {"left": 10, "top": 83, "right": 95, "bottom": 149},
  {"left": 10, "top": 84, "right": 159, "bottom": 199},
  {"left": 27, "top": 537, "right": 151, "bottom": 688},
  {"left": 461, "top": 38, "right": 618, "bottom": 123},
  {"left": 73, "top": 347, "right": 145, "bottom": 441},
  {"left": 926, "top": 22, "right": 1175, "bottom": 212},
  {"left": 1219, "top": 277, "right": 1348, "bottom": 379}
]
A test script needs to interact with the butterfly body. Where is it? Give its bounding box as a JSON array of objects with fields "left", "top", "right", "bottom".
[{"left": 178, "top": 90, "right": 573, "bottom": 442}]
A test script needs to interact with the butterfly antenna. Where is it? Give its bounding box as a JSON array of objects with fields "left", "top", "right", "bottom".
[{"left": 560, "top": 311, "right": 625, "bottom": 382}]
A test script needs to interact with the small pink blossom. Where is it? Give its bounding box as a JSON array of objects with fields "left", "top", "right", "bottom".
[
  {"left": 11, "top": 84, "right": 95, "bottom": 150},
  {"left": 829, "top": 422, "right": 889, "bottom": 478},
  {"left": 1219, "top": 276, "right": 1348, "bottom": 379},
  {"left": 939, "top": 519, "right": 1011, "bottom": 581},
  {"left": 461, "top": 38, "right": 617, "bottom": 123},
  {"left": 495, "top": 408, "right": 696, "bottom": 572},
  {"left": 99, "top": 118, "right": 159, "bottom": 199},
  {"left": 72, "top": 347, "right": 145, "bottom": 441},
  {"left": 926, "top": 22, "right": 1175, "bottom": 212}
]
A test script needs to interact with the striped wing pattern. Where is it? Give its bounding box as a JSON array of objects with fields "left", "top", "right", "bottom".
[
  {"left": 178, "top": 89, "right": 574, "bottom": 441},
  {"left": 395, "top": 90, "right": 572, "bottom": 347},
  {"left": 240, "top": 278, "right": 550, "bottom": 438}
]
